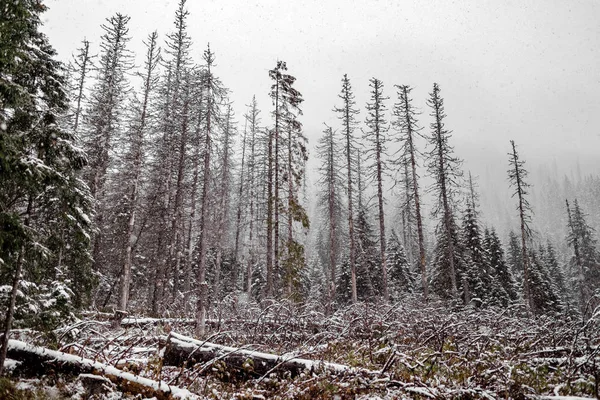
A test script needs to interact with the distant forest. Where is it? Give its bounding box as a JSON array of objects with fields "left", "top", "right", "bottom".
[{"left": 1, "top": 0, "right": 599, "bottom": 346}]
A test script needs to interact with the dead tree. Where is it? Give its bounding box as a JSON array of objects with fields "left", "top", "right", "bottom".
[
  {"left": 333, "top": 74, "right": 360, "bottom": 304},
  {"left": 507, "top": 140, "right": 533, "bottom": 311},
  {"left": 393, "top": 85, "right": 428, "bottom": 300},
  {"left": 363, "top": 77, "right": 390, "bottom": 301}
]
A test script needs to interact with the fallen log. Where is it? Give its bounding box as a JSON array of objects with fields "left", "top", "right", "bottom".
[
  {"left": 6, "top": 339, "right": 199, "bottom": 400},
  {"left": 162, "top": 332, "right": 365, "bottom": 379}
]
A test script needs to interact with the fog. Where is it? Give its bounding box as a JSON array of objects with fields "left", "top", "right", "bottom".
[{"left": 42, "top": 0, "right": 600, "bottom": 240}]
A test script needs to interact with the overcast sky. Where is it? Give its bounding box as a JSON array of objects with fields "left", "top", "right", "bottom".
[{"left": 42, "top": 0, "right": 600, "bottom": 175}]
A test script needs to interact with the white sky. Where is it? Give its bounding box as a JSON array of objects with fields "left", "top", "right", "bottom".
[{"left": 42, "top": 0, "right": 600, "bottom": 174}]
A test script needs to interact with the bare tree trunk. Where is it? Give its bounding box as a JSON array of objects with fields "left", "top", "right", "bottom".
[
  {"left": 375, "top": 132, "right": 388, "bottom": 302},
  {"left": 196, "top": 57, "right": 215, "bottom": 335},
  {"left": 400, "top": 86, "right": 428, "bottom": 300},
  {"left": 433, "top": 103, "right": 458, "bottom": 298},
  {"left": 213, "top": 104, "right": 234, "bottom": 308},
  {"left": 72, "top": 39, "right": 91, "bottom": 133},
  {"left": 510, "top": 141, "right": 531, "bottom": 311},
  {"left": 401, "top": 162, "right": 414, "bottom": 267},
  {"left": 233, "top": 115, "right": 248, "bottom": 291},
  {"left": 183, "top": 95, "right": 204, "bottom": 313},
  {"left": 119, "top": 32, "right": 158, "bottom": 312},
  {"left": 150, "top": 65, "right": 176, "bottom": 316},
  {"left": 327, "top": 128, "right": 337, "bottom": 311},
  {"left": 274, "top": 112, "right": 280, "bottom": 297},
  {"left": 246, "top": 99, "right": 258, "bottom": 298},
  {"left": 286, "top": 125, "right": 295, "bottom": 297},
  {"left": 335, "top": 75, "right": 358, "bottom": 305},
  {"left": 170, "top": 76, "right": 190, "bottom": 301}
]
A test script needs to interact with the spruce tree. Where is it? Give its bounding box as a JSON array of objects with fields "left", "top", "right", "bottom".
[
  {"left": 387, "top": 230, "right": 414, "bottom": 300},
  {"left": 426, "top": 83, "right": 462, "bottom": 299},
  {"left": 0, "top": 0, "right": 93, "bottom": 373},
  {"left": 483, "top": 228, "right": 518, "bottom": 305},
  {"left": 566, "top": 199, "right": 599, "bottom": 314},
  {"left": 460, "top": 177, "right": 488, "bottom": 306},
  {"left": 354, "top": 209, "right": 378, "bottom": 300},
  {"left": 266, "top": 61, "right": 306, "bottom": 298}
]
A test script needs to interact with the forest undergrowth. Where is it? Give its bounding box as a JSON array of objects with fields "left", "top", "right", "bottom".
[{"left": 3, "top": 295, "right": 600, "bottom": 399}]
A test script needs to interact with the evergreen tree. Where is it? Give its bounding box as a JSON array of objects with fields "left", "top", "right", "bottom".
[
  {"left": 566, "top": 199, "right": 599, "bottom": 313},
  {"left": 387, "top": 230, "right": 414, "bottom": 300},
  {"left": 0, "top": 0, "right": 93, "bottom": 373},
  {"left": 426, "top": 83, "right": 462, "bottom": 299},
  {"left": 528, "top": 248, "right": 562, "bottom": 313},
  {"left": 542, "top": 241, "right": 568, "bottom": 306},
  {"left": 266, "top": 61, "right": 307, "bottom": 299},
  {"left": 354, "top": 209, "right": 378, "bottom": 300},
  {"left": 507, "top": 231, "right": 524, "bottom": 283},
  {"left": 483, "top": 228, "right": 518, "bottom": 305},
  {"left": 460, "top": 183, "right": 488, "bottom": 306}
]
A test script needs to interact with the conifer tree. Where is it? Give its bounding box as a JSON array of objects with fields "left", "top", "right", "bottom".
[
  {"left": 363, "top": 77, "right": 390, "bottom": 301},
  {"left": 212, "top": 103, "right": 236, "bottom": 305},
  {"left": 426, "top": 83, "right": 462, "bottom": 299},
  {"left": 387, "top": 230, "right": 414, "bottom": 300},
  {"left": 266, "top": 61, "right": 305, "bottom": 298},
  {"left": 315, "top": 125, "right": 345, "bottom": 310},
  {"left": 483, "top": 228, "right": 518, "bottom": 305},
  {"left": 68, "top": 39, "right": 94, "bottom": 133},
  {"left": 354, "top": 209, "right": 378, "bottom": 300},
  {"left": 566, "top": 199, "right": 599, "bottom": 313},
  {"left": 528, "top": 248, "right": 562, "bottom": 313},
  {"left": 241, "top": 97, "right": 262, "bottom": 297},
  {"left": 392, "top": 85, "right": 428, "bottom": 299},
  {"left": 333, "top": 74, "right": 359, "bottom": 303},
  {"left": 507, "top": 231, "right": 524, "bottom": 282},
  {"left": 507, "top": 140, "right": 534, "bottom": 311},
  {"left": 83, "top": 13, "right": 133, "bottom": 294},
  {"left": 117, "top": 31, "right": 161, "bottom": 311},
  {"left": 0, "top": 0, "right": 93, "bottom": 373},
  {"left": 195, "top": 45, "right": 226, "bottom": 334},
  {"left": 460, "top": 174, "right": 488, "bottom": 305}
]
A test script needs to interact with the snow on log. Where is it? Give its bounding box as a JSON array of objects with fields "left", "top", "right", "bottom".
[
  {"left": 162, "top": 332, "right": 367, "bottom": 378},
  {"left": 121, "top": 317, "right": 196, "bottom": 327},
  {"left": 6, "top": 339, "right": 199, "bottom": 400}
]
